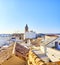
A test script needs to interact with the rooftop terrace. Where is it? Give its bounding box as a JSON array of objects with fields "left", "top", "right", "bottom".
[{"left": 1, "top": 55, "right": 27, "bottom": 65}]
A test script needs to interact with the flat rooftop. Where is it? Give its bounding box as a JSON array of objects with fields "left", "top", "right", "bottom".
[
  {"left": 32, "top": 50, "right": 50, "bottom": 63},
  {"left": 1, "top": 55, "right": 27, "bottom": 65}
]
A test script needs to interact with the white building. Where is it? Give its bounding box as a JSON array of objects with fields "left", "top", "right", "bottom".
[
  {"left": 25, "top": 31, "right": 37, "bottom": 39},
  {"left": 40, "top": 35, "right": 60, "bottom": 62}
]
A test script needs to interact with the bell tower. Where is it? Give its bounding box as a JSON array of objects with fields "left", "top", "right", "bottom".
[{"left": 25, "top": 24, "right": 29, "bottom": 32}]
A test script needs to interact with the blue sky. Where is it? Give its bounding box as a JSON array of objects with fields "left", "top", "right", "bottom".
[{"left": 0, "top": 0, "right": 60, "bottom": 33}]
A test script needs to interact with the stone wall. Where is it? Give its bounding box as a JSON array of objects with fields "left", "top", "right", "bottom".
[{"left": 27, "top": 50, "right": 46, "bottom": 65}]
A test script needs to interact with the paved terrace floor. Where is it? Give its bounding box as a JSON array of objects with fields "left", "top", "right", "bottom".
[{"left": 1, "top": 55, "right": 27, "bottom": 65}]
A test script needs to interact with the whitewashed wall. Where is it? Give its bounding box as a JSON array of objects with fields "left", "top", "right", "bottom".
[
  {"left": 25, "top": 32, "right": 37, "bottom": 39},
  {"left": 40, "top": 45, "right": 45, "bottom": 53}
]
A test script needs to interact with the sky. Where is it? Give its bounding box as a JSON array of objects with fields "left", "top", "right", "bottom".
[{"left": 0, "top": 0, "right": 60, "bottom": 34}]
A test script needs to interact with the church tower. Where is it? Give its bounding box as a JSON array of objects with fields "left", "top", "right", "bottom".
[{"left": 25, "top": 24, "right": 29, "bottom": 32}]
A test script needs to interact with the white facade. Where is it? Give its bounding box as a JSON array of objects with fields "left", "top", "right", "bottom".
[
  {"left": 40, "top": 45, "right": 46, "bottom": 53},
  {"left": 25, "top": 31, "right": 37, "bottom": 39}
]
